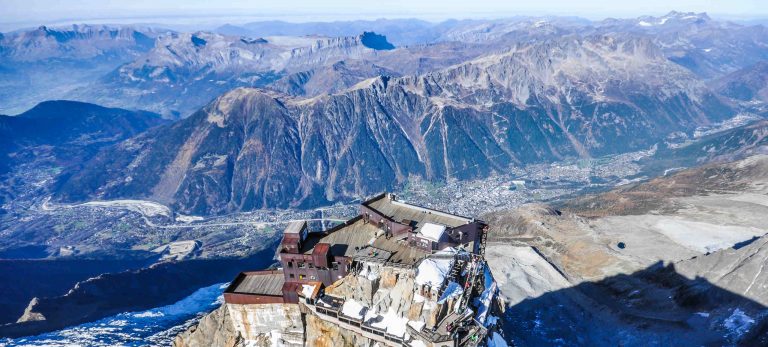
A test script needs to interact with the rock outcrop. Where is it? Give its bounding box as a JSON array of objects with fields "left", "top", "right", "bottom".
[
  {"left": 16, "top": 298, "right": 46, "bottom": 323},
  {"left": 305, "top": 314, "right": 369, "bottom": 347},
  {"left": 174, "top": 305, "right": 240, "bottom": 347},
  {"left": 484, "top": 155, "right": 768, "bottom": 346},
  {"left": 227, "top": 303, "right": 304, "bottom": 346},
  {"left": 675, "top": 234, "right": 768, "bottom": 307}
]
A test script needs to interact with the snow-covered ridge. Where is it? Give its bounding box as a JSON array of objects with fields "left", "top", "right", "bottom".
[{"left": 2, "top": 283, "right": 227, "bottom": 346}]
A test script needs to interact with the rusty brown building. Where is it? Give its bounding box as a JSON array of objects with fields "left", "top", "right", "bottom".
[{"left": 224, "top": 193, "right": 488, "bottom": 304}]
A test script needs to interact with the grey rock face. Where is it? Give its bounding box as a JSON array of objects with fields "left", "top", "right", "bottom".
[
  {"left": 484, "top": 155, "right": 768, "bottom": 346},
  {"left": 16, "top": 298, "right": 46, "bottom": 323},
  {"left": 676, "top": 235, "right": 768, "bottom": 307},
  {"left": 595, "top": 11, "right": 768, "bottom": 79},
  {"left": 173, "top": 305, "right": 241, "bottom": 347}
]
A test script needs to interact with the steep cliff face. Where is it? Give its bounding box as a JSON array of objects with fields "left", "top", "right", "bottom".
[
  {"left": 305, "top": 314, "right": 371, "bottom": 347},
  {"left": 225, "top": 303, "right": 304, "bottom": 346},
  {"left": 270, "top": 60, "right": 401, "bottom": 97},
  {"left": 323, "top": 266, "right": 436, "bottom": 325},
  {"left": 675, "top": 232, "right": 768, "bottom": 307},
  {"left": 174, "top": 305, "right": 241, "bottom": 347},
  {"left": 56, "top": 34, "right": 734, "bottom": 214},
  {"left": 178, "top": 260, "right": 503, "bottom": 347}
]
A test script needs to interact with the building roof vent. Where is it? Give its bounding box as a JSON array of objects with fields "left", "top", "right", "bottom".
[{"left": 418, "top": 223, "right": 446, "bottom": 242}]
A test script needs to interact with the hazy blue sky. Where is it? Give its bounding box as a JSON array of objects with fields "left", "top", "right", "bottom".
[{"left": 2, "top": 0, "right": 767, "bottom": 31}]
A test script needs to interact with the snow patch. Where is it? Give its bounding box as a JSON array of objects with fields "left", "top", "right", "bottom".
[
  {"left": 359, "top": 263, "right": 380, "bottom": 281},
  {"left": 418, "top": 223, "right": 447, "bottom": 242},
  {"left": 2, "top": 282, "right": 226, "bottom": 346},
  {"left": 487, "top": 332, "right": 509, "bottom": 347},
  {"left": 475, "top": 265, "right": 497, "bottom": 324},
  {"left": 408, "top": 320, "right": 426, "bottom": 331},
  {"left": 341, "top": 300, "right": 366, "bottom": 320},
  {"left": 486, "top": 315, "right": 499, "bottom": 327},
  {"left": 415, "top": 248, "right": 456, "bottom": 287},
  {"left": 438, "top": 281, "right": 464, "bottom": 304},
  {"left": 300, "top": 284, "right": 316, "bottom": 298},
  {"left": 132, "top": 311, "right": 164, "bottom": 318},
  {"left": 723, "top": 309, "right": 755, "bottom": 338}
]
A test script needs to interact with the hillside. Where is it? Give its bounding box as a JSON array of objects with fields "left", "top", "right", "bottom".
[
  {"left": 483, "top": 154, "right": 768, "bottom": 345},
  {"left": 55, "top": 34, "right": 733, "bottom": 214},
  {"left": 0, "top": 100, "right": 165, "bottom": 175}
]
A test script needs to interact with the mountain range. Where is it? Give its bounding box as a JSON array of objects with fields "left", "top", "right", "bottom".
[
  {"left": 1, "top": 12, "right": 766, "bottom": 216},
  {"left": 0, "top": 25, "right": 161, "bottom": 115},
  {"left": 54, "top": 33, "right": 734, "bottom": 214},
  {"left": 4, "top": 12, "right": 768, "bottom": 118}
]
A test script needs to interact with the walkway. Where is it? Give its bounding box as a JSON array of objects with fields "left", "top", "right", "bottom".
[{"left": 301, "top": 302, "right": 401, "bottom": 347}]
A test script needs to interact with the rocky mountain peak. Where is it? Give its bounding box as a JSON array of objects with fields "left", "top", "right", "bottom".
[
  {"left": 203, "top": 87, "right": 291, "bottom": 128},
  {"left": 662, "top": 11, "right": 711, "bottom": 22},
  {"left": 635, "top": 11, "right": 712, "bottom": 27},
  {"left": 0, "top": 24, "right": 157, "bottom": 62}
]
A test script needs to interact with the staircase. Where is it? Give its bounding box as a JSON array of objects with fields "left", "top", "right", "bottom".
[{"left": 477, "top": 227, "right": 488, "bottom": 256}]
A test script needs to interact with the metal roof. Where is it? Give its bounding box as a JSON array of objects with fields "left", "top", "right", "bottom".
[
  {"left": 365, "top": 194, "right": 472, "bottom": 230},
  {"left": 284, "top": 220, "right": 307, "bottom": 234},
  {"left": 313, "top": 243, "right": 331, "bottom": 256},
  {"left": 352, "top": 246, "right": 393, "bottom": 262},
  {"left": 300, "top": 218, "right": 429, "bottom": 266},
  {"left": 229, "top": 271, "right": 285, "bottom": 296}
]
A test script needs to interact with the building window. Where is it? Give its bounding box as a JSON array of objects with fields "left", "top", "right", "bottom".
[
  {"left": 299, "top": 274, "right": 305, "bottom": 280},
  {"left": 332, "top": 262, "right": 339, "bottom": 271},
  {"left": 309, "top": 263, "right": 315, "bottom": 269},
  {"left": 310, "top": 275, "right": 316, "bottom": 280},
  {"left": 287, "top": 261, "right": 293, "bottom": 268},
  {"left": 298, "top": 262, "right": 306, "bottom": 269},
  {"left": 289, "top": 274, "right": 295, "bottom": 279}
]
